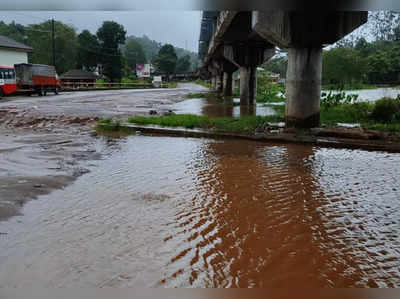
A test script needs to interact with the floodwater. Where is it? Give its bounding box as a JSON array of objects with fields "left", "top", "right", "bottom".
[
  {"left": 326, "top": 88, "right": 400, "bottom": 102},
  {"left": 1, "top": 136, "right": 400, "bottom": 287},
  {"left": 171, "top": 98, "right": 276, "bottom": 117}
]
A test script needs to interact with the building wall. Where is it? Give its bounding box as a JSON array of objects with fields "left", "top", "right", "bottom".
[{"left": 0, "top": 49, "right": 28, "bottom": 66}]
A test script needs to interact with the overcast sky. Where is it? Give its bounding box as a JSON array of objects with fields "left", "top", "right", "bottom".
[{"left": 0, "top": 11, "right": 202, "bottom": 52}]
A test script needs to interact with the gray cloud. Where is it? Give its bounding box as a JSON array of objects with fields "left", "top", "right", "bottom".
[{"left": 0, "top": 11, "right": 201, "bottom": 52}]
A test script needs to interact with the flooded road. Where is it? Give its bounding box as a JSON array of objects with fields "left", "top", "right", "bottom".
[
  {"left": 171, "top": 98, "right": 276, "bottom": 117},
  {"left": 1, "top": 136, "right": 399, "bottom": 287}
]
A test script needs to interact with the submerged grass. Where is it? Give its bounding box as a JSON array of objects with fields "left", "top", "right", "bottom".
[{"left": 127, "top": 114, "right": 284, "bottom": 133}]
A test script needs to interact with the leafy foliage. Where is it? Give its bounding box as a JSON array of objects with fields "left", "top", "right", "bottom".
[
  {"left": 176, "top": 55, "right": 191, "bottom": 73},
  {"left": 256, "top": 72, "right": 285, "bottom": 103},
  {"left": 155, "top": 44, "right": 177, "bottom": 75},
  {"left": 321, "top": 91, "right": 359, "bottom": 108},
  {"left": 371, "top": 97, "right": 400, "bottom": 123},
  {"left": 124, "top": 39, "right": 146, "bottom": 76},
  {"left": 97, "top": 21, "right": 126, "bottom": 82},
  {"left": 77, "top": 30, "right": 100, "bottom": 71}
]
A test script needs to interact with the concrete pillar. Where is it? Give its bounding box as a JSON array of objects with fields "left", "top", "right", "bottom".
[
  {"left": 223, "top": 72, "right": 233, "bottom": 97},
  {"left": 240, "top": 104, "right": 256, "bottom": 116},
  {"left": 211, "top": 76, "right": 217, "bottom": 91},
  {"left": 239, "top": 66, "right": 257, "bottom": 105},
  {"left": 216, "top": 72, "right": 223, "bottom": 93},
  {"left": 285, "top": 47, "right": 322, "bottom": 128}
]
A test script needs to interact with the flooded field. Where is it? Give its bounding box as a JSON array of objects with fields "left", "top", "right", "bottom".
[
  {"left": 326, "top": 88, "right": 400, "bottom": 102},
  {"left": 1, "top": 135, "right": 399, "bottom": 287}
]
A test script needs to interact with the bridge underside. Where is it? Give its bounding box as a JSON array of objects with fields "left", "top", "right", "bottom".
[{"left": 201, "top": 11, "right": 368, "bottom": 128}]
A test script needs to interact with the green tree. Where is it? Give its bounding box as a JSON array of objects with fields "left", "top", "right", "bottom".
[
  {"left": 26, "top": 20, "right": 78, "bottom": 74},
  {"left": 0, "top": 21, "right": 26, "bottom": 43},
  {"left": 175, "top": 54, "right": 191, "bottom": 73},
  {"left": 129, "top": 35, "right": 162, "bottom": 62},
  {"left": 155, "top": 44, "right": 177, "bottom": 77},
  {"left": 322, "top": 47, "right": 367, "bottom": 86},
  {"left": 97, "top": 21, "right": 126, "bottom": 82},
  {"left": 77, "top": 30, "right": 100, "bottom": 71},
  {"left": 124, "top": 39, "right": 146, "bottom": 76},
  {"left": 262, "top": 56, "right": 287, "bottom": 77}
]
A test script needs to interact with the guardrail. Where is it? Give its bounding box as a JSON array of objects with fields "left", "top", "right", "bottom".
[
  {"left": 61, "top": 82, "right": 159, "bottom": 90},
  {"left": 60, "top": 82, "right": 170, "bottom": 91}
]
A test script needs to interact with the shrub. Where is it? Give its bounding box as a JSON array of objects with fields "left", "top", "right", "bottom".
[
  {"left": 371, "top": 97, "right": 400, "bottom": 123},
  {"left": 321, "top": 91, "right": 359, "bottom": 108},
  {"left": 256, "top": 83, "right": 285, "bottom": 103}
]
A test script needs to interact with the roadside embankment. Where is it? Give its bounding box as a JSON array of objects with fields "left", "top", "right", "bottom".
[{"left": 96, "top": 115, "right": 400, "bottom": 153}]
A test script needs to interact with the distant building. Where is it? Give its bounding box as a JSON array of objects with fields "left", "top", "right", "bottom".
[
  {"left": 0, "top": 35, "right": 32, "bottom": 66},
  {"left": 59, "top": 69, "right": 99, "bottom": 88}
]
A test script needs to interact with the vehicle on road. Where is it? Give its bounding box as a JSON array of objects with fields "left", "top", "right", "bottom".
[
  {"left": 0, "top": 63, "right": 61, "bottom": 99},
  {"left": 0, "top": 65, "right": 17, "bottom": 98},
  {"left": 14, "top": 63, "right": 61, "bottom": 96}
]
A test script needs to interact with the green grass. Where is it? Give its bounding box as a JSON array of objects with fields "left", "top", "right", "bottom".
[
  {"left": 167, "top": 82, "right": 178, "bottom": 88},
  {"left": 126, "top": 114, "right": 284, "bottom": 133},
  {"left": 320, "top": 102, "right": 373, "bottom": 125},
  {"left": 194, "top": 79, "right": 211, "bottom": 89},
  {"left": 185, "top": 92, "right": 209, "bottom": 99}
]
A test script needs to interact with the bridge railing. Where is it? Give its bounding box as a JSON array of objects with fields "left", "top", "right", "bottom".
[{"left": 60, "top": 82, "right": 166, "bottom": 91}]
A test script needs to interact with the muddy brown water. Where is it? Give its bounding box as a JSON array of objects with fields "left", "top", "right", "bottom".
[
  {"left": 171, "top": 98, "right": 277, "bottom": 117},
  {"left": 0, "top": 135, "right": 399, "bottom": 287}
]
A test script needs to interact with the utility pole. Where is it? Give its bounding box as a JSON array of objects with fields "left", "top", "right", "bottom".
[{"left": 51, "top": 19, "right": 56, "bottom": 69}]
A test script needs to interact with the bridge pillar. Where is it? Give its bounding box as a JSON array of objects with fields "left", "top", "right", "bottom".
[
  {"left": 223, "top": 44, "right": 274, "bottom": 105},
  {"left": 239, "top": 66, "right": 257, "bottom": 105},
  {"left": 216, "top": 72, "right": 223, "bottom": 93},
  {"left": 286, "top": 47, "right": 322, "bottom": 128},
  {"left": 223, "top": 72, "right": 233, "bottom": 97},
  {"left": 211, "top": 76, "right": 217, "bottom": 91},
  {"left": 252, "top": 11, "right": 368, "bottom": 128}
]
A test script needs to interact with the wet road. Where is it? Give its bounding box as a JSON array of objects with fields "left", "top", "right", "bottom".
[
  {"left": 1, "top": 136, "right": 399, "bottom": 287},
  {"left": 0, "top": 83, "right": 207, "bottom": 119},
  {"left": 0, "top": 83, "right": 207, "bottom": 220}
]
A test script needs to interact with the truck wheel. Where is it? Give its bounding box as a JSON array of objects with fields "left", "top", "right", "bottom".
[
  {"left": 38, "top": 88, "right": 43, "bottom": 96},
  {"left": 0, "top": 89, "right": 4, "bottom": 99}
]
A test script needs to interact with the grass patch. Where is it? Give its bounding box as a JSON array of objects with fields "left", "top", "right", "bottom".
[
  {"left": 127, "top": 114, "right": 284, "bottom": 133},
  {"left": 97, "top": 118, "right": 121, "bottom": 131},
  {"left": 194, "top": 79, "right": 211, "bottom": 89},
  {"left": 320, "top": 102, "right": 373, "bottom": 125},
  {"left": 185, "top": 92, "right": 209, "bottom": 99},
  {"left": 167, "top": 82, "right": 178, "bottom": 88}
]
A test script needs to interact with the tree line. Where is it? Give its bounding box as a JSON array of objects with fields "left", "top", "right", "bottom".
[{"left": 0, "top": 20, "right": 197, "bottom": 82}]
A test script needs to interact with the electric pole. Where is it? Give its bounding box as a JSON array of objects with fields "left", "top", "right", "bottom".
[{"left": 51, "top": 19, "right": 56, "bottom": 69}]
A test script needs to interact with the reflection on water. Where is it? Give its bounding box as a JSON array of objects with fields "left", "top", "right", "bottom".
[
  {"left": 171, "top": 98, "right": 276, "bottom": 117},
  {"left": 0, "top": 136, "right": 399, "bottom": 287}
]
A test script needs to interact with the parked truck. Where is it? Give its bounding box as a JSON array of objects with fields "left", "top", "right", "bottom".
[
  {"left": 0, "top": 65, "right": 17, "bottom": 98},
  {"left": 14, "top": 63, "right": 60, "bottom": 96}
]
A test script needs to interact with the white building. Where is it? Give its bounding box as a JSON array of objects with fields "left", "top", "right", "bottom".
[{"left": 0, "top": 35, "right": 32, "bottom": 66}]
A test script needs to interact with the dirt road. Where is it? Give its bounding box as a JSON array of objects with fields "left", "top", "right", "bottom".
[{"left": 0, "top": 83, "right": 207, "bottom": 220}]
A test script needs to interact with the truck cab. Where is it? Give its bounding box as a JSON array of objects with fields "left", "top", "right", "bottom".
[{"left": 0, "top": 65, "right": 17, "bottom": 98}]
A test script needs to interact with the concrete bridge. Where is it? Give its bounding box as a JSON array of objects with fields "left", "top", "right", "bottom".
[{"left": 199, "top": 11, "right": 368, "bottom": 128}]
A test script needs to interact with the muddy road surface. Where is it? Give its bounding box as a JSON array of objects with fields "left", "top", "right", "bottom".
[{"left": 0, "top": 83, "right": 207, "bottom": 220}]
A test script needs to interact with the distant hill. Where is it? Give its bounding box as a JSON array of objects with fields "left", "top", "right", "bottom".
[{"left": 127, "top": 34, "right": 198, "bottom": 72}]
